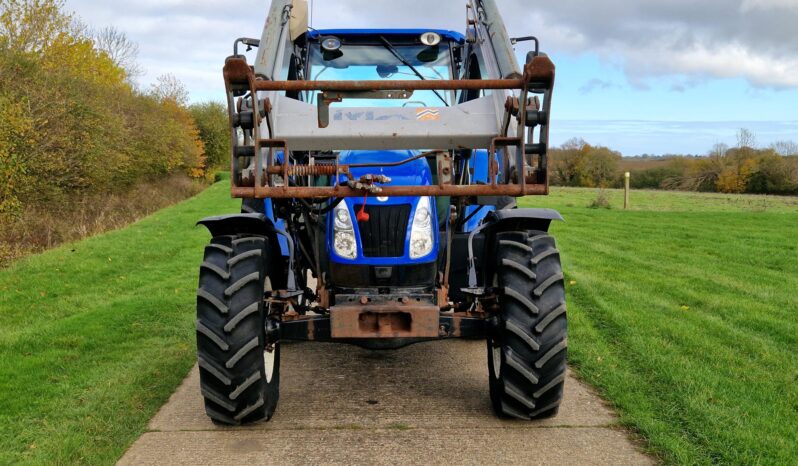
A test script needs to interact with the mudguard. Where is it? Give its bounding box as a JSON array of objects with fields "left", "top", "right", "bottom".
[
  {"left": 196, "top": 213, "right": 276, "bottom": 237},
  {"left": 197, "top": 213, "right": 298, "bottom": 293},
  {"left": 485, "top": 208, "right": 564, "bottom": 233}
]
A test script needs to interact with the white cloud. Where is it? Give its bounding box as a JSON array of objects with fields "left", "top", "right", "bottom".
[
  {"left": 498, "top": 0, "right": 798, "bottom": 89},
  {"left": 740, "top": 0, "right": 798, "bottom": 12},
  {"left": 64, "top": 0, "right": 798, "bottom": 100}
]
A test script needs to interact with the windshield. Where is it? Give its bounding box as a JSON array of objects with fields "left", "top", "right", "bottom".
[{"left": 307, "top": 42, "right": 454, "bottom": 107}]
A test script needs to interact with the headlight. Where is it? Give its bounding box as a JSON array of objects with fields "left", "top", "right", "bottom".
[
  {"left": 334, "top": 231, "right": 357, "bottom": 259},
  {"left": 332, "top": 202, "right": 357, "bottom": 259},
  {"left": 321, "top": 36, "right": 342, "bottom": 52},
  {"left": 334, "top": 207, "right": 352, "bottom": 230},
  {"left": 420, "top": 32, "right": 441, "bottom": 47},
  {"left": 409, "top": 197, "right": 434, "bottom": 259}
]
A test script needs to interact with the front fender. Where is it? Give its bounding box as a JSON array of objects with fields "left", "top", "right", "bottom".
[
  {"left": 196, "top": 213, "right": 276, "bottom": 238},
  {"left": 485, "top": 208, "right": 564, "bottom": 233}
]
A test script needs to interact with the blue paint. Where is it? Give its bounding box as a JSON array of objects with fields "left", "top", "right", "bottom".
[
  {"left": 462, "top": 149, "right": 496, "bottom": 232},
  {"left": 261, "top": 150, "right": 288, "bottom": 256},
  {"left": 327, "top": 150, "right": 438, "bottom": 265}
]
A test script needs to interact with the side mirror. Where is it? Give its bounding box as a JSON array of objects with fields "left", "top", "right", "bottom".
[
  {"left": 234, "top": 37, "right": 261, "bottom": 56},
  {"left": 511, "top": 35, "right": 540, "bottom": 60}
]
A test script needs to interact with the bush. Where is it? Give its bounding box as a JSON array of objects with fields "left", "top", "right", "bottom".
[
  {"left": 550, "top": 138, "right": 622, "bottom": 188},
  {"left": 588, "top": 189, "right": 611, "bottom": 209},
  {"left": 746, "top": 153, "right": 798, "bottom": 195},
  {"left": 630, "top": 165, "right": 686, "bottom": 190},
  {"left": 549, "top": 132, "right": 798, "bottom": 196},
  {"left": 0, "top": 0, "right": 206, "bottom": 220}
]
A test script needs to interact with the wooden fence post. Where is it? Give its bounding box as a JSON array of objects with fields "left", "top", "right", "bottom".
[{"left": 624, "top": 172, "right": 630, "bottom": 210}]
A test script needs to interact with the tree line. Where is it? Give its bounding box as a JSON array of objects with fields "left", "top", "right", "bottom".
[
  {"left": 0, "top": 0, "right": 229, "bottom": 224},
  {"left": 550, "top": 130, "right": 798, "bottom": 195}
]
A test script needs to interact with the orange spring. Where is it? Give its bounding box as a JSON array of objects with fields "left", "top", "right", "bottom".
[{"left": 266, "top": 164, "right": 342, "bottom": 176}]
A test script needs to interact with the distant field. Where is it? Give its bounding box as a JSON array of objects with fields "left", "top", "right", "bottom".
[
  {"left": 542, "top": 186, "right": 798, "bottom": 213},
  {"left": 521, "top": 188, "right": 798, "bottom": 464},
  {"left": 0, "top": 183, "right": 795, "bottom": 464}
]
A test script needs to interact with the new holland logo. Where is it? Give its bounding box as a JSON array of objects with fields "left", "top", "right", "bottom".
[{"left": 416, "top": 108, "right": 441, "bottom": 121}]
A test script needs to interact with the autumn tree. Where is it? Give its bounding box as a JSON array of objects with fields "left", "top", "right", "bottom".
[
  {"left": 550, "top": 138, "right": 621, "bottom": 187},
  {"left": 771, "top": 140, "right": 798, "bottom": 157},
  {"left": 150, "top": 73, "right": 189, "bottom": 106},
  {"left": 0, "top": 0, "right": 207, "bottom": 221},
  {"left": 0, "top": 0, "right": 74, "bottom": 53},
  {"left": 584, "top": 146, "right": 621, "bottom": 187},
  {"left": 550, "top": 138, "right": 589, "bottom": 186},
  {"left": 92, "top": 26, "right": 142, "bottom": 79},
  {"left": 189, "top": 102, "right": 230, "bottom": 169},
  {"left": 716, "top": 129, "right": 758, "bottom": 193}
]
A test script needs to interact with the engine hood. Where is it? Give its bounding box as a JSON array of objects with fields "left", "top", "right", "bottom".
[
  {"left": 338, "top": 150, "right": 433, "bottom": 187},
  {"left": 329, "top": 150, "right": 438, "bottom": 266}
]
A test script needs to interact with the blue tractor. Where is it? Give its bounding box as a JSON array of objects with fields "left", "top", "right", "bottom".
[{"left": 197, "top": 0, "right": 567, "bottom": 425}]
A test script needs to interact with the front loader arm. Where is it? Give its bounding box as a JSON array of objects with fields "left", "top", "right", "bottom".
[{"left": 225, "top": 0, "right": 555, "bottom": 201}]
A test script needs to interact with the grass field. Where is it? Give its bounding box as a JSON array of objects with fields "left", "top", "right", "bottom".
[
  {"left": 1, "top": 182, "right": 796, "bottom": 464},
  {"left": 521, "top": 188, "right": 798, "bottom": 464},
  {"left": 0, "top": 181, "right": 240, "bottom": 464}
]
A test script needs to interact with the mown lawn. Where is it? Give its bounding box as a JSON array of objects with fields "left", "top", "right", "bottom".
[
  {"left": 1, "top": 182, "right": 796, "bottom": 464},
  {"left": 520, "top": 188, "right": 798, "bottom": 464},
  {"left": 0, "top": 180, "right": 239, "bottom": 464}
]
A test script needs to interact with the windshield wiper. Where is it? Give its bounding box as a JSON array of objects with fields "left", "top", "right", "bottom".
[{"left": 378, "top": 36, "right": 449, "bottom": 107}]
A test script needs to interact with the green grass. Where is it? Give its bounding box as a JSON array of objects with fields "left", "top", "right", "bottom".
[
  {"left": 520, "top": 188, "right": 798, "bottom": 464},
  {"left": 1, "top": 182, "right": 796, "bottom": 464},
  {"left": 0, "top": 181, "right": 239, "bottom": 464}
]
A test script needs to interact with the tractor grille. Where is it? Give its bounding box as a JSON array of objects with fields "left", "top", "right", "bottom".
[{"left": 354, "top": 204, "right": 411, "bottom": 257}]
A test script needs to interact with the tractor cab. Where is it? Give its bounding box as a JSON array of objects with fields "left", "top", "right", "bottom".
[{"left": 303, "top": 29, "right": 464, "bottom": 108}]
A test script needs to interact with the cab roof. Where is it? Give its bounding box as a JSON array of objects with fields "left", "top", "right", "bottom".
[{"left": 307, "top": 29, "right": 466, "bottom": 44}]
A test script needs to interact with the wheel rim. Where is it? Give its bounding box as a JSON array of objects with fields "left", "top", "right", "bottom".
[
  {"left": 491, "top": 345, "right": 502, "bottom": 379},
  {"left": 264, "top": 346, "right": 276, "bottom": 383}
]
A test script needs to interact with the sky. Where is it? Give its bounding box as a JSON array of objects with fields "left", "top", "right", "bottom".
[{"left": 63, "top": 0, "right": 798, "bottom": 156}]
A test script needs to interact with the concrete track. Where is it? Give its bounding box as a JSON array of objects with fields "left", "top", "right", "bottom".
[{"left": 119, "top": 340, "right": 653, "bottom": 465}]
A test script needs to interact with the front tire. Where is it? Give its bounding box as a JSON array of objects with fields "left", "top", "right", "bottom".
[
  {"left": 488, "top": 230, "right": 568, "bottom": 419},
  {"left": 196, "top": 235, "right": 280, "bottom": 425}
]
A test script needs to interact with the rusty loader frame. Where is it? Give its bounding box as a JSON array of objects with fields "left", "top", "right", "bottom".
[{"left": 222, "top": 0, "right": 555, "bottom": 201}]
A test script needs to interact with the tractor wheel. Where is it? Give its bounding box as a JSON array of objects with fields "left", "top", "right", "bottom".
[
  {"left": 196, "top": 234, "right": 280, "bottom": 425},
  {"left": 487, "top": 230, "right": 567, "bottom": 419}
]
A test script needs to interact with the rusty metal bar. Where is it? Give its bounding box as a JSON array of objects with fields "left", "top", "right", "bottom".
[
  {"left": 231, "top": 183, "right": 547, "bottom": 199},
  {"left": 254, "top": 78, "right": 527, "bottom": 92},
  {"left": 278, "top": 312, "right": 488, "bottom": 341},
  {"left": 225, "top": 54, "right": 555, "bottom": 92}
]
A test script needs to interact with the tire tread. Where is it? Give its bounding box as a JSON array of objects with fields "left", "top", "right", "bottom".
[{"left": 489, "top": 229, "right": 568, "bottom": 420}]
